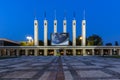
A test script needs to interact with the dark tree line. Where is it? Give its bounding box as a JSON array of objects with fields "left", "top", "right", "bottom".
[
  {"left": 106, "top": 41, "right": 119, "bottom": 46},
  {"left": 87, "top": 34, "right": 103, "bottom": 46},
  {"left": 76, "top": 34, "right": 103, "bottom": 46}
]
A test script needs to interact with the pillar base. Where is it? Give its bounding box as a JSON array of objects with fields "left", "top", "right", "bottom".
[
  {"left": 54, "top": 49, "right": 57, "bottom": 56},
  {"left": 0, "top": 50, "right": 1, "bottom": 56},
  {"left": 110, "top": 49, "right": 112, "bottom": 56},
  {"left": 25, "top": 49, "right": 28, "bottom": 56},
  {"left": 73, "top": 49, "right": 76, "bottom": 56},
  {"left": 64, "top": 49, "right": 66, "bottom": 56},
  {"left": 44, "top": 49, "right": 47, "bottom": 56},
  {"left": 16, "top": 49, "right": 19, "bottom": 56},
  {"left": 34, "top": 49, "right": 38, "bottom": 56},
  {"left": 82, "top": 49, "right": 86, "bottom": 56}
]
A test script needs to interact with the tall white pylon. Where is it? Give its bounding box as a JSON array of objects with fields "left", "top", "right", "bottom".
[
  {"left": 34, "top": 18, "right": 39, "bottom": 46},
  {"left": 54, "top": 10, "right": 57, "bottom": 33},
  {"left": 72, "top": 12, "right": 76, "bottom": 46},
  {"left": 82, "top": 10, "right": 86, "bottom": 46},
  {"left": 44, "top": 12, "right": 48, "bottom": 46},
  {"left": 63, "top": 13, "right": 67, "bottom": 33}
]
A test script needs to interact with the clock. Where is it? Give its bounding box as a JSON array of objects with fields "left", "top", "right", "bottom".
[
  {"left": 35, "top": 23, "right": 37, "bottom": 25},
  {"left": 74, "top": 23, "right": 76, "bottom": 25},
  {"left": 54, "top": 23, "right": 56, "bottom": 25},
  {"left": 45, "top": 23, "right": 47, "bottom": 25},
  {"left": 83, "top": 23, "right": 85, "bottom": 25}
]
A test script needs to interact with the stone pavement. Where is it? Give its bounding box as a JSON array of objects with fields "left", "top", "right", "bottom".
[{"left": 0, "top": 56, "right": 120, "bottom": 80}]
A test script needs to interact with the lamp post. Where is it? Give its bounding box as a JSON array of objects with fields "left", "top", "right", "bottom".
[
  {"left": 26, "top": 36, "right": 33, "bottom": 46},
  {"left": 79, "top": 36, "right": 82, "bottom": 46}
]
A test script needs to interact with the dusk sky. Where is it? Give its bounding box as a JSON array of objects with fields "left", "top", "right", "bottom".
[{"left": 0, "top": 0, "right": 120, "bottom": 45}]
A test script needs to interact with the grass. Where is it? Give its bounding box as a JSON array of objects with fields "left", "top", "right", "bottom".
[{"left": 0, "top": 56, "right": 19, "bottom": 60}]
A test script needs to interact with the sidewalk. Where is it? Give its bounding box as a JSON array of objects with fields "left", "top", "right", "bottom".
[{"left": 0, "top": 56, "right": 120, "bottom": 80}]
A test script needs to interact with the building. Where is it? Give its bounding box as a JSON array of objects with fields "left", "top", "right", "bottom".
[
  {"left": 0, "top": 38, "right": 20, "bottom": 46},
  {"left": 0, "top": 12, "right": 120, "bottom": 56},
  {"left": 33, "top": 12, "right": 86, "bottom": 56},
  {"left": 0, "top": 12, "right": 92, "bottom": 56}
]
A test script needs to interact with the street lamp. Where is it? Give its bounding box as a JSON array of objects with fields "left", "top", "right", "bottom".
[
  {"left": 26, "top": 36, "right": 33, "bottom": 46},
  {"left": 26, "top": 36, "right": 33, "bottom": 42},
  {"left": 79, "top": 36, "right": 83, "bottom": 40},
  {"left": 79, "top": 36, "right": 82, "bottom": 46}
]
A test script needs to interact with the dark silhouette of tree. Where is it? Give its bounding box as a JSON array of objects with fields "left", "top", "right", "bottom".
[
  {"left": 115, "top": 41, "right": 119, "bottom": 46},
  {"left": 20, "top": 42, "right": 27, "bottom": 46},
  {"left": 39, "top": 40, "right": 44, "bottom": 46},
  {"left": 106, "top": 43, "right": 112, "bottom": 46},
  {"left": 20, "top": 41, "right": 33, "bottom": 46},
  {"left": 69, "top": 40, "right": 72, "bottom": 46},
  {"left": 76, "top": 36, "right": 82, "bottom": 46},
  {"left": 48, "top": 39, "right": 51, "bottom": 46},
  {"left": 87, "top": 34, "right": 103, "bottom": 46}
]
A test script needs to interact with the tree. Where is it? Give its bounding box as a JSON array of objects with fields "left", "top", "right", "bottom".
[
  {"left": 76, "top": 36, "right": 82, "bottom": 46},
  {"left": 115, "top": 41, "right": 119, "bottom": 46},
  {"left": 20, "top": 42, "right": 27, "bottom": 46},
  {"left": 48, "top": 39, "right": 51, "bottom": 46},
  {"left": 28, "top": 41, "right": 34, "bottom": 46},
  {"left": 39, "top": 40, "right": 44, "bottom": 46},
  {"left": 69, "top": 40, "right": 72, "bottom": 46},
  {"left": 87, "top": 34, "right": 103, "bottom": 46},
  {"left": 106, "top": 43, "right": 112, "bottom": 46},
  {"left": 20, "top": 41, "right": 34, "bottom": 46}
]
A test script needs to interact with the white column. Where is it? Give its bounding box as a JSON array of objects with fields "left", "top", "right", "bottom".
[
  {"left": 44, "top": 20, "right": 48, "bottom": 46},
  {"left": 82, "top": 20, "right": 86, "bottom": 46},
  {"left": 16, "top": 49, "right": 19, "bottom": 56},
  {"left": 54, "top": 20, "right": 57, "bottom": 33},
  {"left": 0, "top": 49, "right": 1, "bottom": 56},
  {"left": 101, "top": 49, "right": 104, "bottom": 56},
  {"left": 54, "top": 49, "right": 57, "bottom": 56},
  {"left": 34, "top": 49, "right": 38, "bottom": 56},
  {"left": 118, "top": 49, "right": 120, "bottom": 56},
  {"left": 7, "top": 49, "right": 10, "bottom": 56},
  {"left": 34, "top": 19, "right": 39, "bottom": 46},
  {"left": 110, "top": 49, "right": 112, "bottom": 56},
  {"left": 72, "top": 20, "right": 76, "bottom": 46},
  {"left": 25, "top": 49, "right": 28, "bottom": 56},
  {"left": 64, "top": 49, "right": 66, "bottom": 56},
  {"left": 83, "top": 49, "right": 86, "bottom": 56},
  {"left": 63, "top": 20, "right": 67, "bottom": 33},
  {"left": 73, "top": 49, "right": 76, "bottom": 56},
  {"left": 44, "top": 49, "right": 47, "bottom": 56},
  {"left": 4, "top": 49, "right": 6, "bottom": 56},
  {"left": 92, "top": 49, "right": 95, "bottom": 56}
]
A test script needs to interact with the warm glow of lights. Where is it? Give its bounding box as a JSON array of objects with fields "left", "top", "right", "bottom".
[
  {"left": 26, "top": 36, "right": 33, "bottom": 42},
  {"left": 79, "top": 36, "right": 82, "bottom": 40},
  {"left": 26, "top": 36, "right": 34, "bottom": 46}
]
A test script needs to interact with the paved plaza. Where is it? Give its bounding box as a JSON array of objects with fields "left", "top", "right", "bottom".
[{"left": 0, "top": 56, "right": 120, "bottom": 80}]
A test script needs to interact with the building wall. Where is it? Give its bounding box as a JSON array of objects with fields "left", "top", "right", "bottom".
[{"left": 0, "top": 40, "right": 20, "bottom": 46}]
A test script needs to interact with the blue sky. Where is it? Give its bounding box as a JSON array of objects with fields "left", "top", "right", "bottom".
[{"left": 0, "top": 0, "right": 120, "bottom": 45}]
